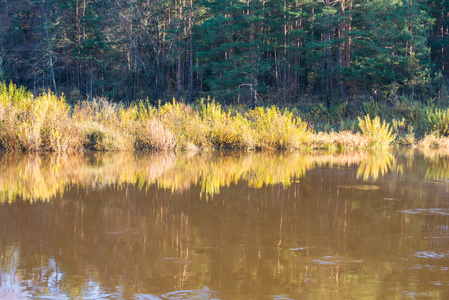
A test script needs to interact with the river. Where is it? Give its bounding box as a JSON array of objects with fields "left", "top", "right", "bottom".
[{"left": 1, "top": 150, "right": 448, "bottom": 299}]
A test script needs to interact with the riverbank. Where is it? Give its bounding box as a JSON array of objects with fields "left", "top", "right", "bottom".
[{"left": 0, "top": 82, "right": 447, "bottom": 152}]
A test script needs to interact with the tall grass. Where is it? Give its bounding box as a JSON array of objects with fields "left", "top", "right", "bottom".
[
  {"left": 310, "top": 131, "right": 369, "bottom": 150},
  {"left": 200, "top": 100, "right": 254, "bottom": 149},
  {"left": 426, "top": 107, "right": 449, "bottom": 137},
  {"left": 0, "top": 84, "right": 313, "bottom": 152},
  {"left": 245, "top": 106, "right": 309, "bottom": 149},
  {"left": 0, "top": 82, "right": 437, "bottom": 152},
  {"left": 157, "top": 100, "right": 209, "bottom": 150},
  {"left": 0, "top": 83, "right": 84, "bottom": 152}
]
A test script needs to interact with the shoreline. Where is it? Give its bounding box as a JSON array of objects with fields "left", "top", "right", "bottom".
[{"left": 1, "top": 82, "right": 448, "bottom": 153}]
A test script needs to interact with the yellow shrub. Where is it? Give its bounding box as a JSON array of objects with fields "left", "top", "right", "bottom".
[
  {"left": 358, "top": 115, "right": 395, "bottom": 148},
  {"left": 200, "top": 100, "right": 254, "bottom": 149},
  {"left": 245, "top": 106, "right": 309, "bottom": 149},
  {"left": 157, "top": 99, "right": 209, "bottom": 150}
]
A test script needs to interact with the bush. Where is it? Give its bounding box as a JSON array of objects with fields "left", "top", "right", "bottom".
[
  {"left": 419, "top": 134, "right": 449, "bottom": 149},
  {"left": 391, "top": 118, "right": 415, "bottom": 147},
  {"left": 245, "top": 106, "right": 309, "bottom": 149},
  {"left": 5, "top": 82, "right": 439, "bottom": 152},
  {"left": 0, "top": 84, "right": 85, "bottom": 152},
  {"left": 358, "top": 115, "right": 395, "bottom": 148},
  {"left": 157, "top": 100, "right": 209, "bottom": 150},
  {"left": 201, "top": 100, "right": 254, "bottom": 149},
  {"left": 134, "top": 119, "right": 176, "bottom": 150},
  {"left": 426, "top": 107, "right": 449, "bottom": 137}
]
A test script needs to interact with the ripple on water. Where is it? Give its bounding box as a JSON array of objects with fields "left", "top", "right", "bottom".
[
  {"left": 410, "top": 264, "right": 449, "bottom": 272},
  {"left": 400, "top": 291, "right": 430, "bottom": 297},
  {"left": 382, "top": 197, "right": 402, "bottom": 201},
  {"left": 310, "top": 256, "right": 363, "bottom": 266},
  {"left": 273, "top": 295, "right": 294, "bottom": 300},
  {"left": 105, "top": 228, "right": 140, "bottom": 235},
  {"left": 290, "top": 247, "right": 310, "bottom": 251},
  {"left": 415, "top": 251, "right": 448, "bottom": 259},
  {"left": 400, "top": 208, "right": 449, "bottom": 216},
  {"left": 134, "top": 295, "right": 162, "bottom": 300},
  {"left": 157, "top": 258, "right": 192, "bottom": 264},
  {"left": 161, "top": 287, "right": 216, "bottom": 299},
  {"left": 338, "top": 185, "right": 380, "bottom": 191}
]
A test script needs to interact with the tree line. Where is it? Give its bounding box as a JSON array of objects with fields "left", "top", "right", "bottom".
[{"left": 0, "top": 0, "right": 448, "bottom": 106}]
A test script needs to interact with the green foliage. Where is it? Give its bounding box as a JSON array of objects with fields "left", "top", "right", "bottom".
[
  {"left": 339, "top": 119, "right": 359, "bottom": 133},
  {"left": 86, "top": 130, "right": 113, "bottom": 151},
  {"left": 0, "top": 0, "right": 446, "bottom": 106},
  {"left": 362, "top": 99, "right": 381, "bottom": 118},
  {"left": 426, "top": 108, "right": 449, "bottom": 137},
  {"left": 350, "top": 0, "right": 432, "bottom": 95},
  {"left": 306, "top": 103, "right": 350, "bottom": 132},
  {"left": 392, "top": 118, "right": 415, "bottom": 146}
]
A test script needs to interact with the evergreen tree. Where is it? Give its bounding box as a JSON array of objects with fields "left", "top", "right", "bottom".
[{"left": 349, "top": 0, "right": 431, "bottom": 98}]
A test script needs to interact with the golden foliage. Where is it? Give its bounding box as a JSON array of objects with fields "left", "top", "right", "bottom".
[
  {"left": 310, "top": 131, "right": 369, "bottom": 150},
  {"left": 245, "top": 106, "right": 310, "bottom": 149},
  {"left": 358, "top": 115, "right": 395, "bottom": 148},
  {"left": 157, "top": 99, "right": 210, "bottom": 150},
  {"left": 0, "top": 82, "right": 420, "bottom": 152}
]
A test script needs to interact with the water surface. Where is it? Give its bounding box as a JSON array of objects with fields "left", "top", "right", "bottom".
[{"left": 1, "top": 150, "right": 449, "bottom": 299}]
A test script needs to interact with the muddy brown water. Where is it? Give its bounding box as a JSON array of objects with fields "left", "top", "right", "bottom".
[{"left": 1, "top": 150, "right": 449, "bottom": 299}]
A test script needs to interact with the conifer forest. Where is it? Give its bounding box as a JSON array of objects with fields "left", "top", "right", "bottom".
[{"left": 0, "top": 0, "right": 448, "bottom": 107}]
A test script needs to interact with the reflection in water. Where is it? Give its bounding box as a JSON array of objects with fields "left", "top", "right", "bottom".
[
  {"left": 0, "top": 150, "right": 396, "bottom": 203},
  {"left": 1, "top": 150, "right": 449, "bottom": 299},
  {"left": 420, "top": 149, "right": 449, "bottom": 182},
  {"left": 0, "top": 152, "right": 177, "bottom": 203},
  {"left": 356, "top": 150, "right": 395, "bottom": 181},
  {"left": 0, "top": 247, "right": 31, "bottom": 299}
]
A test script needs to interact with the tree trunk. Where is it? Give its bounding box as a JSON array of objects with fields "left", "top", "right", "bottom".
[
  {"left": 42, "top": 0, "right": 57, "bottom": 93},
  {"left": 177, "top": 0, "right": 183, "bottom": 101},
  {"left": 250, "top": 0, "right": 257, "bottom": 108},
  {"left": 189, "top": 0, "right": 194, "bottom": 102}
]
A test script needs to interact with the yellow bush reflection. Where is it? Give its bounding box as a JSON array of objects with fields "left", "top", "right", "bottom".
[
  {"left": 356, "top": 151, "right": 396, "bottom": 181},
  {"left": 420, "top": 148, "right": 449, "bottom": 181},
  {"left": 0, "top": 150, "right": 398, "bottom": 203}
]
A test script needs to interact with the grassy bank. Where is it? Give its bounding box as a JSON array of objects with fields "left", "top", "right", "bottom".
[{"left": 1, "top": 82, "right": 447, "bottom": 152}]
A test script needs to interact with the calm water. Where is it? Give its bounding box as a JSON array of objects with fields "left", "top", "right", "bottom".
[{"left": 1, "top": 150, "right": 449, "bottom": 299}]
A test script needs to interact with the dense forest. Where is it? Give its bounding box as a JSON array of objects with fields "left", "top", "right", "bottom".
[{"left": 0, "top": 0, "right": 448, "bottom": 106}]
